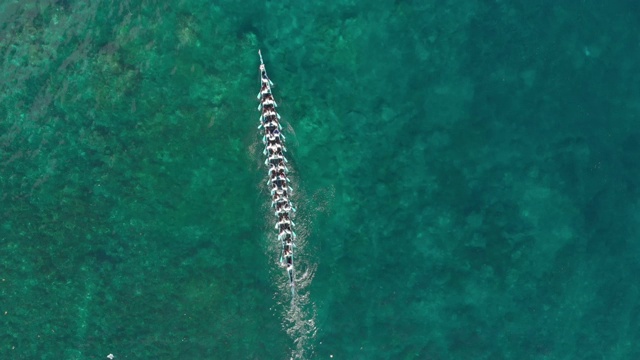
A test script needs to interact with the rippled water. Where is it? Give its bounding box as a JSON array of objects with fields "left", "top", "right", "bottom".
[{"left": 3, "top": 1, "right": 640, "bottom": 359}]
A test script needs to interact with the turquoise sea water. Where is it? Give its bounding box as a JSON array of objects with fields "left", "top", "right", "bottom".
[{"left": 2, "top": 1, "right": 640, "bottom": 359}]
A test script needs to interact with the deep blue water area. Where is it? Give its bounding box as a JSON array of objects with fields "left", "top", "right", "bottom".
[{"left": 2, "top": 0, "right": 640, "bottom": 359}]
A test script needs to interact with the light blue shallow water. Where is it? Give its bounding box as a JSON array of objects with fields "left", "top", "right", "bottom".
[{"left": 2, "top": 1, "right": 640, "bottom": 359}]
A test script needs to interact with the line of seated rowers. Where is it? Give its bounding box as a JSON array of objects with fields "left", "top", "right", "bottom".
[
  {"left": 275, "top": 196, "right": 295, "bottom": 271},
  {"left": 259, "top": 80, "right": 296, "bottom": 272},
  {"left": 263, "top": 127, "right": 292, "bottom": 197},
  {"left": 264, "top": 133, "right": 295, "bottom": 269},
  {"left": 272, "top": 182, "right": 296, "bottom": 270},
  {"left": 261, "top": 98, "right": 292, "bottom": 199},
  {"left": 258, "top": 73, "right": 274, "bottom": 99},
  {"left": 263, "top": 135, "right": 287, "bottom": 156},
  {"left": 276, "top": 213, "right": 296, "bottom": 270},
  {"left": 257, "top": 82, "right": 277, "bottom": 111}
]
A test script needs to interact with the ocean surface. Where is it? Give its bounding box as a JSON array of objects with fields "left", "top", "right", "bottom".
[{"left": 2, "top": 0, "right": 640, "bottom": 359}]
